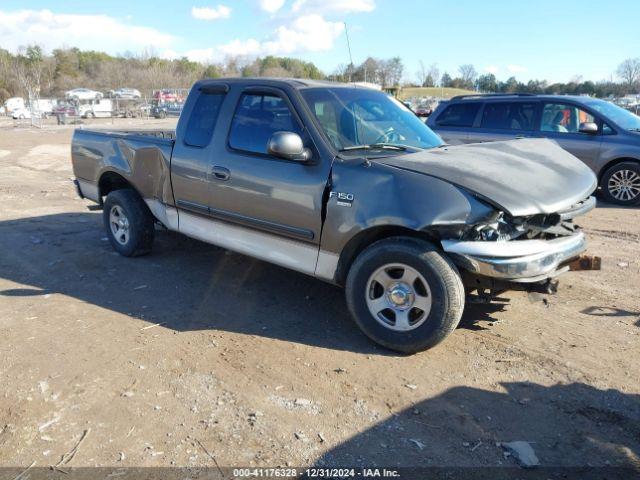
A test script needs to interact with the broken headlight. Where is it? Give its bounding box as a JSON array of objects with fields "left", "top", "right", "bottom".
[{"left": 465, "top": 212, "right": 526, "bottom": 241}]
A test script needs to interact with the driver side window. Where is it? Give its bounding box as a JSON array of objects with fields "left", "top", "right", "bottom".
[
  {"left": 312, "top": 101, "right": 341, "bottom": 149},
  {"left": 541, "top": 103, "right": 595, "bottom": 134},
  {"left": 228, "top": 93, "right": 302, "bottom": 155}
]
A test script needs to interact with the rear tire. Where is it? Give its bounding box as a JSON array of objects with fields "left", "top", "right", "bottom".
[
  {"left": 345, "top": 237, "right": 465, "bottom": 354},
  {"left": 103, "top": 189, "right": 155, "bottom": 257},
  {"left": 600, "top": 161, "right": 640, "bottom": 206}
]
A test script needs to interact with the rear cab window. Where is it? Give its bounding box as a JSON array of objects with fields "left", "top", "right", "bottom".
[
  {"left": 183, "top": 92, "right": 226, "bottom": 148},
  {"left": 435, "top": 103, "right": 481, "bottom": 127},
  {"left": 228, "top": 93, "right": 302, "bottom": 155},
  {"left": 480, "top": 102, "right": 537, "bottom": 131}
]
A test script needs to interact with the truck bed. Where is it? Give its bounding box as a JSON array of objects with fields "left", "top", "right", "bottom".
[
  {"left": 112, "top": 129, "right": 176, "bottom": 140},
  {"left": 71, "top": 128, "right": 175, "bottom": 206},
  {"left": 79, "top": 128, "right": 176, "bottom": 141}
]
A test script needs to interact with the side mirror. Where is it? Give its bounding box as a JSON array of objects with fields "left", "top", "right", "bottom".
[
  {"left": 579, "top": 122, "right": 598, "bottom": 134},
  {"left": 267, "top": 131, "right": 311, "bottom": 162}
]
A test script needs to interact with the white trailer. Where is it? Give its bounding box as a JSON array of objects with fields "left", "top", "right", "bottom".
[
  {"left": 31, "top": 98, "right": 57, "bottom": 116},
  {"left": 4, "top": 97, "right": 25, "bottom": 114},
  {"left": 78, "top": 99, "right": 113, "bottom": 118}
]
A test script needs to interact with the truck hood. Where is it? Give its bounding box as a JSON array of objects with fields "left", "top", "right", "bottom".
[{"left": 377, "top": 138, "right": 597, "bottom": 217}]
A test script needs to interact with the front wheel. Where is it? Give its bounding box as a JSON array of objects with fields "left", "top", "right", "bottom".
[
  {"left": 103, "top": 189, "right": 155, "bottom": 257},
  {"left": 600, "top": 162, "right": 640, "bottom": 206},
  {"left": 345, "top": 237, "right": 465, "bottom": 353}
]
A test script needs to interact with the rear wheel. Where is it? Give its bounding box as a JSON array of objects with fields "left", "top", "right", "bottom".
[
  {"left": 345, "top": 237, "right": 465, "bottom": 353},
  {"left": 601, "top": 162, "right": 640, "bottom": 206},
  {"left": 103, "top": 189, "right": 155, "bottom": 257}
]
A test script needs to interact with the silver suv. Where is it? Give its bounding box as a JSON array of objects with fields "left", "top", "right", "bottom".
[{"left": 428, "top": 94, "right": 640, "bottom": 205}]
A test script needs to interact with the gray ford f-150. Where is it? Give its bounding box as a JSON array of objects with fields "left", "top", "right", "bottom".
[{"left": 71, "top": 78, "right": 599, "bottom": 353}]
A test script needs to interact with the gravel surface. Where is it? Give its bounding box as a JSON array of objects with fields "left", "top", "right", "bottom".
[{"left": 0, "top": 117, "right": 638, "bottom": 471}]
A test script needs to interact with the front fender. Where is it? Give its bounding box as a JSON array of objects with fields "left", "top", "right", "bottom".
[{"left": 319, "top": 159, "right": 495, "bottom": 256}]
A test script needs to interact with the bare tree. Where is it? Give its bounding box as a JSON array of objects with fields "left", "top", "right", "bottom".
[
  {"left": 617, "top": 58, "right": 640, "bottom": 89},
  {"left": 13, "top": 45, "right": 45, "bottom": 104},
  {"left": 415, "top": 61, "right": 439, "bottom": 87},
  {"left": 458, "top": 64, "right": 477, "bottom": 90},
  {"left": 331, "top": 63, "right": 350, "bottom": 82},
  {"left": 262, "top": 66, "right": 289, "bottom": 77},
  {"left": 569, "top": 74, "right": 584, "bottom": 84},
  {"left": 416, "top": 61, "right": 427, "bottom": 86},
  {"left": 357, "top": 57, "right": 379, "bottom": 83},
  {"left": 427, "top": 63, "right": 440, "bottom": 87},
  {"left": 382, "top": 57, "right": 403, "bottom": 87}
]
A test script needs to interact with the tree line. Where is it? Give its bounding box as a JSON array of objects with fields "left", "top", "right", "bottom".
[
  {"left": 1, "top": 44, "right": 639, "bottom": 103},
  {"left": 410, "top": 59, "right": 640, "bottom": 98},
  {"left": 0, "top": 46, "right": 324, "bottom": 102}
]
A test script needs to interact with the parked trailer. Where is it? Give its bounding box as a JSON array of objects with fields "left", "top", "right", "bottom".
[
  {"left": 31, "top": 99, "right": 57, "bottom": 118},
  {"left": 112, "top": 98, "right": 148, "bottom": 118},
  {"left": 78, "top": 99, "right": 113, "bottom": 118},
  {"left": 4, "top": 97, "right": 25, "bottom": 114}
]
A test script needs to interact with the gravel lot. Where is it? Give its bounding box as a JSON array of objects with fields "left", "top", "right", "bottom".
[{"left": 0, "top": 117, "right": 638, "bottom": 473}]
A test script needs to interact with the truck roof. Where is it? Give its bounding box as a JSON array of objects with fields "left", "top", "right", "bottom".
[{"left": 195, "top": 77, "right": 365, "bottom": 90}]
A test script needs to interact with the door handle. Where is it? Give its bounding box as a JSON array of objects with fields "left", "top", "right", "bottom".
[{"left": 211, "top": 166, "right": 230, "bottom": 181}]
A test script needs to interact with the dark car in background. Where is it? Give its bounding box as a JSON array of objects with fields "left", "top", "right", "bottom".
[
  {"left": 414, "top": 105, "right": 433, "bottom": 117},
  {"left": 53, "top": 102, "right": 78, "bottom": 116},
  {"left": 152, "top": 103, "right": 183, "bottom": 119},
  {"left": 428, "top": 94, "right": 640, "bottom": 205}
]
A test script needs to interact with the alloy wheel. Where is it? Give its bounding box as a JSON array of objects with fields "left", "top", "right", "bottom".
[
  {"left": 608, "top": 169, "right": 640, "bottom": 202},
  {"left": 365, "top": 263, "right": 432, "bottom": 331},
  {"left": 109, "top": 205, "right": 130, "bottom": 245}
]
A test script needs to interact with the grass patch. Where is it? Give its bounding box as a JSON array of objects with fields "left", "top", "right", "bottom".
[{"left": 399, "top": 87, "right": 475, "bottom": 100}]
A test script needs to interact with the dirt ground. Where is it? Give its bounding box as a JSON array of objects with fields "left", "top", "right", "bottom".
[{"left": 0, "top": 117, "right": 638, "bottom": 474}]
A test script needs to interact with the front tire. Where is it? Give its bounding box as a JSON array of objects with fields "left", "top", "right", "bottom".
[
  {"left": 345, "top": 237, "right": 465, "bottom": 354},
  {"left": 600, "top": 162, "right": 640, "bottom": 206},
  {"left": 103, "top": 189, "right": 155, "bottom": 257}
]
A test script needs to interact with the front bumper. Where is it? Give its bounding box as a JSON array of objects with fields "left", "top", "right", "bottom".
[{"left": 442, "top": 231, "right": 587, "bottom": 282}]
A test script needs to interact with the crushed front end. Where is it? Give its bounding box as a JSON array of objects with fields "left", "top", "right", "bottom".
[{"left": 440, "top": 196, "right": 601, "bottom": 298}]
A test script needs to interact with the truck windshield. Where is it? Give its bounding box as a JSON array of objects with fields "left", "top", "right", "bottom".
[
  {"left": 584, "top": 98, "right": 640, "bottom": 131},
  {"left": 301, "top": 87, "right": 443, "bottom": 151}
]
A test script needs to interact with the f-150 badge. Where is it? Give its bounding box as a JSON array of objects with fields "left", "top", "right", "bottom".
[{"left": 329, "top": 191, "right": 354, "bottom": 207}]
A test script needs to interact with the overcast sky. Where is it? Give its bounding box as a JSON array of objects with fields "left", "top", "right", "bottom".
[{"left": 1, "top": 0, "right": 639, "bottom": 83}]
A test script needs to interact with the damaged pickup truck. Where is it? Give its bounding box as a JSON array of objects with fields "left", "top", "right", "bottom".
[{"left": 71, "top": 78, "right": 599, "bottom": 353}]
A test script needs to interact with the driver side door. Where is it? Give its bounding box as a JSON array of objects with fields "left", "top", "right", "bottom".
[{"left": 206, "top": 88, "right": 330, "bottom": 247}]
